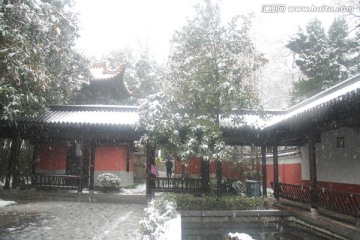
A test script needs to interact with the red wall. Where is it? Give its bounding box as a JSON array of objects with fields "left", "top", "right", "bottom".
[
  {"left": 95, "top": 145, "right": 133, "bottom": 172},
  {"left": 219, "top": 162, "right": 243, "bottom": 179},
  {"left": 37, "top": 144, "right": 133, "bottom": 173},
  {"left": 37, "top": 145, "right": 67, "bottom": 171},
  {"left": 175, "top": 158, "right": 243, "bottom": 180},
  {"left": 175, "top": 158, "right": 201, "bottom": 174},
  {"left": 174, "top": 158, "right": 302, "bottom": 187},
  {"left": 265, "top": 163, "right": 302, "bottom": 187}
]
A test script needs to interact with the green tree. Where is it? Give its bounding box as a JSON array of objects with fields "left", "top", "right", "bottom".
[
  {"left": 0, "top": 0, "right": 91, "bottom": 119},
  {"left": 287, "top": 18, "right": 360, "bottom": 103},
  {"left": 138, "top": 0, "right": 266, "bottom": 192}
]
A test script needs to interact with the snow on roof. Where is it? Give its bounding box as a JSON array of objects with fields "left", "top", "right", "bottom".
[
  {"left": 220, "top": 113, "right": 277, "bottom": 130},
  {"left": 90, "top": 63, "right": 125, "bottom": 81},
  {"left": 43, "top": 110, "right": 138, "bottom": 126},
  {"left": 10, "top": 74, "right": 360, "bottom": 132},
  {"left": 17, "top": 105, "right": 139, "bottom": 127},
  {"left": 263, "top": 74, "right": 360, "bottom": 128},
  {"left": 221, "top": 74, "right": 360, "bottom": 130}
]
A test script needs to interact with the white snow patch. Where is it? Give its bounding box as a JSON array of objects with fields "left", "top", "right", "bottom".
[
  {"left": 48, "top": 110, "right": 139, "bottom": 126},
  {"left": 90, "top": 67, "right": 119, "bottom": 80},
  {"left": 0, "top": 199, "right": 16, "bottom": 208},
  {"left": 162, "top": 213, "right": 181, "bottom": 240},
  {"left": 120, "top": 183, "right": 146, "bottom": 195},
  {"left": 67, "top": 184, "right": 146, "bottom": 195},
  {"left": 228, "top": 232, "right": 254, "bottom": 240}
]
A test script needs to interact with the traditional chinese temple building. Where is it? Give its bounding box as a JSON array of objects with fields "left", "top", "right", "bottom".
[
  {"left": 1, "top": 69, "right": 360, "bottom": 217},
  {"left": 1, "top": 63, "right": 145, "bottom": 191}
]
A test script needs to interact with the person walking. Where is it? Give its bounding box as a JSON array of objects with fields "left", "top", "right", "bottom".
[{"left": 165, "top": 158, "right": 173, "bottom": 178}]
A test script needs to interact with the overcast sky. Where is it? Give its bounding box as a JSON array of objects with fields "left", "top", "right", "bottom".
[{"left": 74, "top": 0, "right": 350, "bottom": 63}]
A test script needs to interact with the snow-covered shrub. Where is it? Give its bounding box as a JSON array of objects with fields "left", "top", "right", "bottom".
[
  {"left": 267, "top": 187, "right": 274, "bottom": 198},
  {"left": 139, "top": 196, "right": 178, "bottom": 240},
  {"left": 221, "top": 179, "right": 246, "bottom": 195},
  {"left": 97, "top": 173, "right": 121, "bottom": 192},
  {"left": 231, "top": 181, "right": 246, "bottom": 196},
  {"left": 228, "top": 232, "right": 254, "bottom": 240}
]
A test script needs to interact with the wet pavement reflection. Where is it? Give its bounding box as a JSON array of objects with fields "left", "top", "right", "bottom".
[{"left": 0, "top": 201, "right": 146, "bottom": 240}]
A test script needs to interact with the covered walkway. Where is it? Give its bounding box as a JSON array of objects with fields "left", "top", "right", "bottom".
[{"left": 2, "top": 74, "right": 360, "bottom": 220}]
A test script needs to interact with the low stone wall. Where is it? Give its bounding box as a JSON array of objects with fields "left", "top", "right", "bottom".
[
  {"left": 181, "top": 209, "right": 356, "bottom": 239},
  {"left": 181, "top": 209, "right": 288, "bottom": 229}
]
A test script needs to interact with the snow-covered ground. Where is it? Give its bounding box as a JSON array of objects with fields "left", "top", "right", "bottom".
[
  {"left": 0, "top": 199, "right": 16, "bottom": 208},
  {"left": 228, "top": 232, "right": 254, "bottom": 240},
  {"left": 120, "top": 183, "right": 146, "bottom": 195},
  {"left": 67, "top": 183, "right": 147, "bottom": 195},
  {"left": 162, "top": 214, "right": 181, "bottom": 240},
  {"left": 0, "top": 181, "right": 17, "bottom": 207}
]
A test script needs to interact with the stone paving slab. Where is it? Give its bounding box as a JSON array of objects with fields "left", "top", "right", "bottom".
[{"left": 0, "top": 201, "right": 146, "bottom": 240}]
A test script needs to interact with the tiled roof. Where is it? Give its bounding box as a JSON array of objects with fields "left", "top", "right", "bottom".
[
  {"left": 263, "top": 74, "right": 360, "bottom": 129},
  {"left": 220, "top": 74, "right": 360, "bottom": 130},
  {"left": 8, "top": 74, "right": 360, "bottom": 133},
  {"left": 220, "top": 110, "right": 283, "bottom": 130},
  {"left": 14, "top": 105, "right": 139, "bottom": 127}
]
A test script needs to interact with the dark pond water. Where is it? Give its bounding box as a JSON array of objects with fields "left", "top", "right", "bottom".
[{"left": 182, "top": 222, "right": 333, "bottom": 240}]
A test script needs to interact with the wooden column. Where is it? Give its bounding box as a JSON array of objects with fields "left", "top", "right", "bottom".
[
  {"left": 126, "top": 144, "right": 130, "bottom": 172},
  {"left": 5, "top": 134, "right": 21, "bottom": 189},
  {"left": 146, "top": 144, "right": 155, "bottom": 196},
  {"left": 201, "top": 157, "right": 210, "bottom": 193},
  {"left": 89, "top": 142, "right": 96, "bottom": 191},
  {"left": 4, "top": 145, "right": 13, "bottom": 189},
  {"left": 216, "top": 160, "right": 222, "bottom": 196},
  {"left": 308, "top": 134, "right": 318, "bottom": 209},
  {"left": 76, "top": 140, "right": 83, "bottom": 194},
  {"left": 31, "top": 144, "right": 39, "bottom": 175},
  {"left": 261, "top": 145, "right": 267, "bottom": 197},
  {"left": 273, "top": 145, "right": 280, "bottom": 200},
  {"left": 30, "top": 143, "right": 39, "bottom": 187}
]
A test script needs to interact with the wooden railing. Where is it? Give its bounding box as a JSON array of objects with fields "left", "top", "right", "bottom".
[
  {"left": 150, "top": 177, "right": 203, "bottom": 193},
  {"left": 32, "top": 174, "right": 80, "bottom": 189},
  {"left": 274, "top": 183, "right": 360, "bottom": 217},
  {"left": 277, "top": 183, "right": 311, "bottom": 203},
  {"left": 315, "top": 188, "right": 360, "bottom": 217}
]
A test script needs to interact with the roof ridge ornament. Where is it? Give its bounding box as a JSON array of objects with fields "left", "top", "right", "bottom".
[{"left": 90, "top": 61, "right": 125, "bottom": 81}]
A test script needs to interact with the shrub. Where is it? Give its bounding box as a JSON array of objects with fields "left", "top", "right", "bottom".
[
  {"left": 162, "top": 193, "right": 267, "bottom": 210},
  {"left": 97, "top": 173, "right": 121, "bottom": 192},
  {"left": 221, "top": 179, "right": 246, "bottom": 195},
  {"left": 139, "top": 195, "right": 178, "bottom": 240}
]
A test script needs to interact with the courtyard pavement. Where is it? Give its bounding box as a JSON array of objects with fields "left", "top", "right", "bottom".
[
  {"left": 0, "top": 200, "right": 146, "bottom": 240},
  {"left": 0, "top": 188, "right": 149, "bottom": 240}
]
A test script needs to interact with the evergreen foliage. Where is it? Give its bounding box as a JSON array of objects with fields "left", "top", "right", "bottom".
[
  {"left": 287, "top": 18, "right": 360, "bottom": 103},
  {"left": 137, "top": 0, "right": 266, "bottom": 161},
  {"left": 0, "top": 0, "right": 91, "bottom": 119}
]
